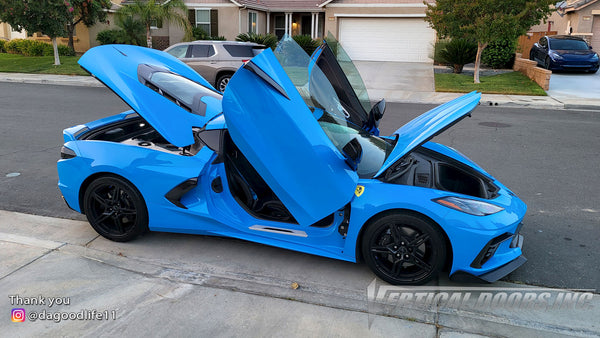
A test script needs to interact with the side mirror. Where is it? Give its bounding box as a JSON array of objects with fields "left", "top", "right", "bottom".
[
  {"left": 364, "top": 99, "right": 386, "bottom": 135},
  {"left": 590, "top": 45, "right": 593, "bottom": 50},
  {"left": 342, "top": 138, "right": 363, "bottom": 171},
  {"left": 369, "top": 99, "right": 386, "bottom": 122}
]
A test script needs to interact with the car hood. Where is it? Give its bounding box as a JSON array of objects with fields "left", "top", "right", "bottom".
[
  {"left": 552, "top": 49, "right": 596, "bottom": 56},
  {"left": 78, "top": 44, "right": 217, "bottom": 147},
  {"left": 374, "top": 91, "right": 481, "bottom": 177}
]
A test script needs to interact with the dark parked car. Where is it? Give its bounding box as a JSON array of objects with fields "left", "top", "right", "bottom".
[
  {"left": 530, "top": 35, "right": 599, "bottom": 73},
  {"left": 164, "top": 41, "right": 266, "bottom": 92}
]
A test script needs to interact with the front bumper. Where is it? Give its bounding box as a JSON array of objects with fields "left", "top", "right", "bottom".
[
  {"left": 549, "top": 59, "right": 599, "bottom": 71},
  {"left": 450, "top": 255, "right": 527, "bottom": 283},
  {"left": 450, "top": 229, "right": 526, "bottom": 283}
]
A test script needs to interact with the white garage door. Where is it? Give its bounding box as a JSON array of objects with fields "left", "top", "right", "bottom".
[{"left": 338, "top": 17, "right": 435, "bottom": 62}]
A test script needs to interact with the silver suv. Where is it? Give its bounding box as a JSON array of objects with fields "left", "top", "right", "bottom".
[{"left": 164, "top": 41, "right": 266, "bottom": 92}]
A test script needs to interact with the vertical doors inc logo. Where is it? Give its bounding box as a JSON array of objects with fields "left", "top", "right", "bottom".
[{"left": 11, "top": 308, "right": 25, "bottom": 322}]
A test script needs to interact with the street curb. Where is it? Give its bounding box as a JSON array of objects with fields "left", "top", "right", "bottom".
[
  {"left": 0, "top": 73, "right": 103, "bottom": 88},
  {"left": 563, "top": 103, "right": 600, "bottom": 111},
  {"left": 56, "top": 243, "right": 599, "bottom": 337},
  {"left": 57, "top": 245, "right": 600, "bottom": 337},
  {"left": 3, "top": 72, "right": 600, "bottom": 110},
  {"left": 1, "top": 211, "right": 598, "bottom": 338}
]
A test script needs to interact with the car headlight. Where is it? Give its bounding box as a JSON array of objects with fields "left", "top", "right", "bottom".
[
  {"left": 433, "top": 196, "right": 504, "bottom": 216},
  {"left": 591, "top": 53, "right": 599, "bottom": 61},
  {"left": 549, "top": 52, "right": 563, "bottom": 60}
]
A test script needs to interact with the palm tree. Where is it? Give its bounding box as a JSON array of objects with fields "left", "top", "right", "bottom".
[{"left": 116, "top": 0, "right": 191, "bottom": 49}]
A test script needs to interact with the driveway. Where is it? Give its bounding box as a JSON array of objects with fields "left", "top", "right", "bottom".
[
  {"left": 353, "top": 61, "right": 434, "bottom": 101},
  {"left": 546, "top": 70, "right": 600, "bottom": 101}
]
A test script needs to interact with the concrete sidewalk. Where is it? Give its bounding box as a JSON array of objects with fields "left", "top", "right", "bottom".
[
  {"left": 1, "top": 210, "right": 598, "bottom": 337},
  {"left": 1, "top": 71, "right": 599, "bottom": 111},
  {"left": 0, "top": 72, "right": 103, "bottom": 88}
]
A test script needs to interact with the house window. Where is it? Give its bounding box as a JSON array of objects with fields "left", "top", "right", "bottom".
[
  {"left": 188, "top": 9, "right": 218, "bottom": 37},
  {"left": 274, "top": 15, "right": 285, "bottom": 39},
  {"left": 248, "top": 11, "right": 257, "bottom": 34},
  {"left": 150, "top": 19, "right": 163, "bottom": 29},
  {"left": 195, "top": 9, "right": 211, "bottom": 35}
]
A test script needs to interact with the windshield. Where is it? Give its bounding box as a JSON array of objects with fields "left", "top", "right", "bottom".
[
  {"left": 550, "top": 39, "right": 590, "bottom": 50},
  {"left": 274, "top": 36, "right": 393, "bottom": 177}
]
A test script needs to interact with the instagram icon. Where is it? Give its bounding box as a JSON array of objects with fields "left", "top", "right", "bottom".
[{"left": 11, "top": 308, "right": 25, "bottom": 322}]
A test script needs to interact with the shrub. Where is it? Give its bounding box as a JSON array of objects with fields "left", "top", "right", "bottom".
[
  {"left": 482, "top": 39, "right": 516, "bottom": 69},
  {"left": 116, "top": 16, "right": 147, "bottom": 46},
  {"left": 435, "top": 38, "right": 477, "bottom": 73},
  {"left": 2, "top": 39, "right": 74, "bottom": 57},
  {"left": 5, "top": 39, "right": 33, "bottom": 54},
  {"left": 432, "top": 39, "right": 451, "bottom": 65},
  {"left": 42, "top": 44, "right": 54, "bottom": 56},
  {"left": 192, "top": 27, "right": 225, "bottom": 41},
  {"left": 58, "top": 44, "right": 75, "bottom": 56},
  {"left": 0, "top": 39, "right": 6, "bottom": 53},
  {"left": 97, "top": 17, "right": 147, "bottom": 47},
  {"left": 97, "top": 29, "right": 122, "bottom": 45},
  {"left": 4, "top": 40, "right": 17, "bottom": 53},
  {"left": 292, "top": 35, "right": 319, "bottom": 56},
  {"left": 37, "top": 42, "right": 75, "bottom": 56},
  {"left": 236, "top": 32, "right": 278, "bottom": 49},
  {"left": 23, "top": 40, "right": 49, "bottom": 56}
]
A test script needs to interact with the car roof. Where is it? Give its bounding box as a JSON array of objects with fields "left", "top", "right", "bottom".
[{"left": 178, "top": 40, "right": 264, "bottom": 47}]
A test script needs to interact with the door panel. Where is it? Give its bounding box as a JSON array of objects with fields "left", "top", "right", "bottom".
[
  {"left": 222, "top": 49, "right": 358, "bottom": 226},
  {"left": 183, "top": 45, "right": 218, "bottom": 84}
]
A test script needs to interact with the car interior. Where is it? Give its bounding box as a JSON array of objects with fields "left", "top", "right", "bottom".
[{"left": 222, "top": 132, "right": 297, "bottom": 223}]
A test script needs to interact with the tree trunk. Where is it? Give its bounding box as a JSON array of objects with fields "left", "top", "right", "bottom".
[
  {"left": 474, "top": 42, "right": 487, "bottom": 84},
  {"left": 67, "top": 23, "right": 75, "bottom": 52},
  {"left": 146, "top": 25, "right": 152, "bottom": 49},
  {"left": 52, "top": 37, "right": 61, "bottom": 66}
]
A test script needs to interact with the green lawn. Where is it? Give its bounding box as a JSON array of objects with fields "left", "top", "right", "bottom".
[
  {"left": 0, "top": 53, "right": 88, "bottom": 76},
  {"left": 435, "top": 72, "right": 547, "bottom": 96}
]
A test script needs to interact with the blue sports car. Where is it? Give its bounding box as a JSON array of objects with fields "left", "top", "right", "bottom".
[{"left": 57, "top": 37, "right": 527, "bottom": 285}]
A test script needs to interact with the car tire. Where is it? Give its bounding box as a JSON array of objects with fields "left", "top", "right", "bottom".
[
  {"left": 83, "top": 176, "right": 148, "bottom": 242},
  {"left": 361, "top": 212, "right": 446, "bottom": 285},
  {"left": 216, "top": 74, "right": 232, "bottom": 92},
  {"left": 544, "top": 56, "right": 551, "bottom": 70}
]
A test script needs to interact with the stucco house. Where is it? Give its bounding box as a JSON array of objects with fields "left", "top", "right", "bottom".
[
  {"left": 2, "top": 0, "right": 437, "bottom": 62},
  {"left": 0, "top": 22, "right": 27, "bottom": 41},
  {"left": 180, "top": 0, "right": 435, "bottom": 62},
  {"left": 529, "top": 0, "right": 600, "bottom": 48}
]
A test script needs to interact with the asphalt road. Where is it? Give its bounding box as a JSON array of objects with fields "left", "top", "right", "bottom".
[{"left": 0, "top": 82, "right": 598, "bottom": 290}]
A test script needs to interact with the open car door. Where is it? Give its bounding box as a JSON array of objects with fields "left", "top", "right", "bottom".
[
  {"left": 310, "top": 34, "right": 383, "bottom": 134},
  {"left": 222, "top": 48, "right": 359, "bottom": 226},
  {"left": 79, "top": 45, "right": 220, "bottom": 147}
]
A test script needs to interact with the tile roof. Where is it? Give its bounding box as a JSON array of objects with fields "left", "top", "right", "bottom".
[
  {"left": 233, "top": 0, "right": 328, "bottom": 10},
  {"left": 565, "top": 0, "right": 599, "bottom": 10}
]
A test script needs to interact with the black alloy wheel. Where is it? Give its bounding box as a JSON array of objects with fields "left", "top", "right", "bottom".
[
  {"left": 83, "top": 176, "right": 148, "bottom": 242},
  {"left": 362, "top": 213, "right": 446, "bottom": 285}
]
